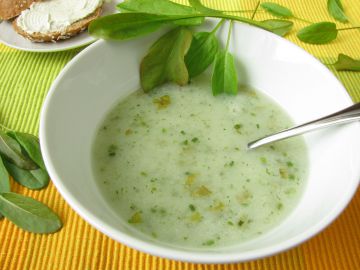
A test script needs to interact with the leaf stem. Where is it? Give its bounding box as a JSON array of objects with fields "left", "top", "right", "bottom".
[
  {"left": 210, "top": 19, "right": 225, "bottom": 35},
  {"left": 206, "top": 13, "right": 271, "bottom": 31},
  {"left": 226, "top": 20, "right": 234, "bottom": 51},
  {"left": 221, "top": 9, "right": 265, "bottom": 13},
  {"left": 251, "top": 1, "right": 261, "bottom": 20},
  {"left": 292, "top": 16, "right": 313, "bottom": 24},
  {"left": 141, "top": 13, "right": 272, "bottom": 31},
  {"left": 337, "top": 26, "right": 360, "bottom": 31},
  {"left": 193, "top": 12, "right": 276, "bottom": 31},
  {"left": 157, "top": 13, "right": 272, "bottom": 31},
  {"left": 0, "top": 123, "right": 12, "bottom": 132}
]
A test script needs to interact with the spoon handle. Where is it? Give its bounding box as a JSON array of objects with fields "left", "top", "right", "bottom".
[{"left": 248, "top": 102, "right": 360, "bottom": 150}]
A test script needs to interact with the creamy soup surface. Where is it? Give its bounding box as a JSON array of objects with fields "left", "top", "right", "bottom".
[{"left": 92, "top": 77, "right": 308, "bottom": 248}]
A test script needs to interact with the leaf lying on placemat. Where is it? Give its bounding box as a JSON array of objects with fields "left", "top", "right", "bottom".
[
  {"left": 297, "top": 22, "right": 337, "bottom": 44},
  {"left": 0, "top": 156, "right": 10, "bottom": 219},
  {"left": 260, "top": 2, "right": 293, "bottom": 18},
  {"left": 333, "top": 54, "right": 360, "bottom": 71},
  {"left": 0, "top": 192, "right": 62, "bottom": 233},
  {"left": 0, "top": 156, "right": 10, "bottom": 194},
  {"left": 0, "top": 126, "right": 59, "bottom": 233},
  {"left": 4, "top": 160, "right": 49, "bottom": 190},
  {"left": 327, "top": 0, "right": 348, "bottom": 23},
  {"left": 8, "top": 131, "right": 46, "bottom": 170},
  {"left": 0, "top": 131, "right": 38, "bottom": 170}
]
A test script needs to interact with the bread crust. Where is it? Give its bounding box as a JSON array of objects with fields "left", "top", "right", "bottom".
[
  {"left": 13, "top": 6, "right": 102, "bottom": 43},
  {"left": 0, "top": 0, "right": 39, "bottom": 20}
]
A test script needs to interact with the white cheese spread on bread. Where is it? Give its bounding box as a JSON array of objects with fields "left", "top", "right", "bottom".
[{"left": 17, "top": 0, "right": 103, "bottom": 34}]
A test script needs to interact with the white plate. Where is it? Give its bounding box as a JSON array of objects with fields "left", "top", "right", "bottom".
[
  {"left": 0, "top": 0, "right": 121, "bottom": 52},
  {"left": 40, "top": 22, "right": 360, "bottom": 263}
]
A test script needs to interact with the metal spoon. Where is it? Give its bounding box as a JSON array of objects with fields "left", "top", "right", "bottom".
[{"left": 248, "top": 102, "right": 360, "bottom": 150}]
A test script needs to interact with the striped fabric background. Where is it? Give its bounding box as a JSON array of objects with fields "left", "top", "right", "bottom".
[{"left": 0, "top": 0, "right": 359, "bottom": 269}]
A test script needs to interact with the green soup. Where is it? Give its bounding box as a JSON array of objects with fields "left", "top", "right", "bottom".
[{"left": 92, "top": 77, "right": 308, "bottom": 248}]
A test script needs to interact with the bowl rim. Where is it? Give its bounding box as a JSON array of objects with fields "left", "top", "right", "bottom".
[{"left": 39, "top": 23, "right": 360, "bottom": 264}]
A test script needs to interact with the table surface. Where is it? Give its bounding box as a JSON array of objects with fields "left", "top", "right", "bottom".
[{"left": 0, "top": 1, "right": 359, "bottom": 269}]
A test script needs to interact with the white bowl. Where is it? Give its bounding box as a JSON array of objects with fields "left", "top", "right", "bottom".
[{"left": 40, "top": 22, "right": 360, "bottom": 263}]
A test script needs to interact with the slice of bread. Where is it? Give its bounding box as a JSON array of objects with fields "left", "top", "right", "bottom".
[
  {"left": 0, "top": 0, "right": 39, "bottom": 20},
  {"left": 13, "top": 7, "right": 102, "bottom": 42},
  {"left": 13, "top": 6, "right": 102, "bottom": 43}
]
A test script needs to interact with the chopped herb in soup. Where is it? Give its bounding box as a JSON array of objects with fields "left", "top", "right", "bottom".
[{"left": 92, "top": 76, "right": 308, "bottom": 248}]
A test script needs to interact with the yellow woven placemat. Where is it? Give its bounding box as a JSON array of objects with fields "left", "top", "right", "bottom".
[{"left": 0, "top": 1, "right": 359, "bottom": 269}]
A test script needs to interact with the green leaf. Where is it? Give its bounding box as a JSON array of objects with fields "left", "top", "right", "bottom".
[
  {"left": 327, "top": 0, "right": 348, "bottom": 23},
  {"left": 89, "top": 13, "right": 171, "bottom": 40},
  {"left": 185, "top": 32, "right": 219, "bottom": 78},
  {"left": 0, "top": 156, "right": 10, "bottom": 219},
  {"left": 0, "top": 156, "right": 10, "bottom": 193},
  {"left": 188, "top": 0, "right": 221, "bottom": 14},
  {"left": 89, "top": 12, "right": 275, "bottom": 41},
  {"left": 333, "top": 54, "right": 360, "bottom": 71},
  {"left": 260, "top": 2, "right": 293, "bottom": 18},
  {"left": 261, "top": 19, "right": 293, "bottom": 36},
  {"left": 118, "top": 0, "right": 197, "bottom": 15},
  {"left": 4, "top": 160, "right": 49, "bottom": 190},
  {"left": 212, "top": 50, "right": 238, "bottom": 96},
  {"left": 7, "top": 132, "right": 46, "bottom": 170},
  {"left": 297, "top": 22, "right": 337, "bottom": 44},
  {"left": 140, "top": 27, "right": 193, "bottom": 92},
  {"left": 172, "top": 17, "right": 205, "bottom": 26},
  {"left": 0, "top": 192, "right": 62, "bottom": 234},
  {"left": 0, "top": 131, "right": 37, "bottom": 170},
  {"left": 117, "top": 0, "right": 204, "bottom": 26}
]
